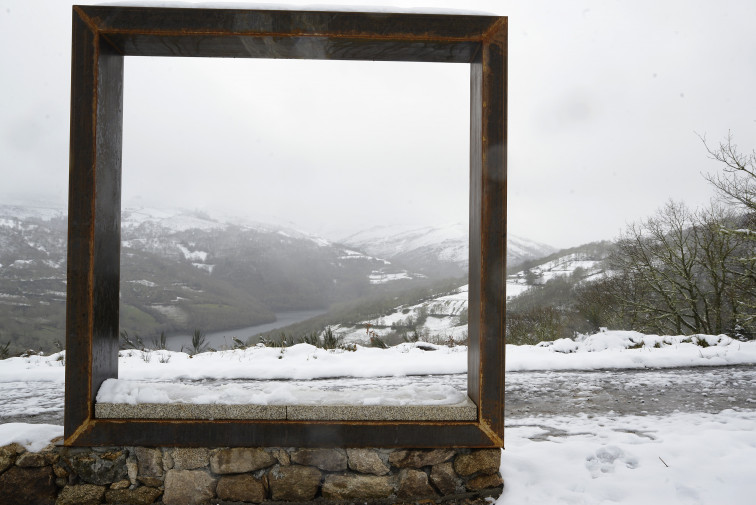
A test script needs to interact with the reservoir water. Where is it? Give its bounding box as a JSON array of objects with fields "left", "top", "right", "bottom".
[{"left": 164, "top": 309, "right": 327, "bottom": 351}]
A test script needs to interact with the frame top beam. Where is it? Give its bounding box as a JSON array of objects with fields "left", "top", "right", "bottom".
[{"left": 74, "top": 6, "right": 505, "bottom": 62}]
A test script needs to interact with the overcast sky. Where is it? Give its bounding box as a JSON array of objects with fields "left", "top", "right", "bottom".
[{"left": 2, "top": 0, "right": 756, "bottom": 248}]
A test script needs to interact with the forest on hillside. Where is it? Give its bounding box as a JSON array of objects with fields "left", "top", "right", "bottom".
[{"left": 507, "top": 134, "right": 756, "bottom": 344}]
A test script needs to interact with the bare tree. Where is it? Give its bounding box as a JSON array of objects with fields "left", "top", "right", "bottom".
[
  {"left": 701, "top": 133, "right": 756, "bottom": 333},
  {"left": 701, "top": 131, "right": 756, "bottom": 213},
  {"left": 606, "top": 201, "right": 751, "bottom": 336}
]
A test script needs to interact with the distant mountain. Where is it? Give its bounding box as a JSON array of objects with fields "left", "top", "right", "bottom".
[
  {"left": 507, "top": 235, "right": 558, "bottom": 268},
  {"left": 0, "top": 205, "right": 425, "bottom": 352},
  {"left": 340, "top": 223, "right": 556, "bottom": 275},
  {"left": 0, "top": 203, "right": 563, "bottom": 353}
]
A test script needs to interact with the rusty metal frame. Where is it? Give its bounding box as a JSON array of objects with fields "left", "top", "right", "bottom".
[{"left": 65, "top": 5, "right": 507, "bottom": 447}]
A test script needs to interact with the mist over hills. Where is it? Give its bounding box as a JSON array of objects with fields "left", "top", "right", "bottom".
[{"left": 0, "top": 204, "right": 558, "bottom": 353}]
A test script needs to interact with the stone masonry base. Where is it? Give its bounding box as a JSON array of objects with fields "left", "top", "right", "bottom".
[{"left": 0, "top": 440, "right": 503, "bottom": 505}]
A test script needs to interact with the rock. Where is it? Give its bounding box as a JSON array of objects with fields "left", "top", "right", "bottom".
[
  {"left": 105, "top": 486, "right": 164, "bottom": 505},
  {"left": 53, "top": 464, "right": 69, "bottom": 479},
  {"left": 56, "top": 484, "right": 105, "bottom": 505},
  {"left": 126, "top": 459, "right": 138, "bottom": 485},
  {"left": 272, "top": 448, "right": 290, "bottom": 466},
  {"left": 0, "top": 443, "right": 23, "bottom": 473},
  {"left": 322, "top": 474, "right": 394, "bottom": 500},
  {"left": 466, "top": 472, "right": 504, "bottom": 491},
  {"left": 210, "top": 448, "right": 275, "bottom": 474},
  {"left": 430, "top": 462, "right": 459, "bottom": 495},
  {"left": 389, "top": 449, "right": 455, "bottom": 469},
  {"left": 110, "top": 479, "right": 130, "bottom": 489},
  {"left": 217, "top": 474, "right": 266, "bottom": 503},
  {"left": 397, "top": 468, "right": 437, "bottom": 499},
  {"left": 163, "top": 470, "right": 216, "bottom": 505},
  {"left": 138, "top": 476, "right": 163, "bottom": 487},
  {"left": 135, "top": 447, "right": 163, "bottom": 478},
  {"left": 346, "top": 448, "right": 390, "bottom": 475},
  {"left": 268, "top": 465, "right": 321, "bottom": 501},
  {"left": 65, "top": 451, "right": 128, "bottom": 485},
  {"left": 0, "top": 466, "right": 56, "bottom": 505},
  {"left": 16, "top": 452, "right": 49, "bottom": 468},
  {"left": 290, "top": 448, "right": 347, "bottom": 471},
  {"left": 165, "top": 448, "right": 209, "bottom": 470},
  {"left": 453, "top": 449, "right": 500, "bottom": 477}
]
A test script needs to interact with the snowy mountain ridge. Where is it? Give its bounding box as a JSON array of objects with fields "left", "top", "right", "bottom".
[{"left": 340, "top": 222, "right": 557, "bottom": 272}]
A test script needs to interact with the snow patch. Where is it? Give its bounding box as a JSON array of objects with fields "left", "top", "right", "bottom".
[{"left": 0, "top": 423, "right": 63, "bottom": 452}]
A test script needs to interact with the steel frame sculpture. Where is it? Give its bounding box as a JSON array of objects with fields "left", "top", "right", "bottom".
[{"left": 65, "top": 5, "right": 507, "bottom": 447}]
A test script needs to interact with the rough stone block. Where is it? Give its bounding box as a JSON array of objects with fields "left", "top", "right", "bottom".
[
  {"left": 286, "top": 401, "right": 477, "bottom": 421},
  {"left": 454, "top": 449, "right": 501, "bottom": 477},
  {"left": 268, "top": 465, "right": 321, "bottom": 501},
  {"left": 126, "top": 458, "right": 138, "bottom": 485},
  {"left": 53, "top": 464, "right": 68, "bottom": 479},
  {"left": 64, "top": 451, "right": 128, "bottom": 486},
  {"left": 166, "top": 448, "right": 209, "bottom": 470},
  {"left": 397, "top": 468, "right": 437, "bottom": 500},
  {"left": 15, "top": 452, "right": 47, "bottom": 468},
  {"left": 163, "top": 470, "right": 216, "bottom": 505},
  {"left": 322, "top": 474, "right": 394, "bottom": 500},
  {"left": 217, "top": 474, "right": 266, "bottom": 503},
  {"left": 430, "top": 461, "right": 459, "bottom": 495},
  {"left": 210, "top": 448, "right": 275, "bottom": 474},
  {"left": 56, "top": 484, "right": 106, "bottom": 505},
  {"left": 95, "top": 402, "right": 285, "bottom": 420},
  {"left": 272, "top": 448, "right": 290, "bottom": 466},
  {"left": 105, "top": 486, "right": 164, "bottom": 505},
  {"left": 135, "top": 447, "right": 163, "bottom": 477},
  {"left": 0, "top": 443, "right": 23, "bottom": 473},
  {"left": 389, "top": 449, "right": 455, "bottom": 469},
  {"left": 290, "top": 448, "right": 347, "bottom": 471},
  {"left": 466, "top": 472, "right": 504, "bottom": 491},
  {"left": 138, "top": 476, "right": 163, "bottom": 487},
  {"left": 109, "top": 479, "right": 130, "bottom": 489},
  {"left": 346, "top": 448, "right": 389, "bottom": 475},
  {"left": 0, "top": 466, "right": 56, "bottom": 505}
]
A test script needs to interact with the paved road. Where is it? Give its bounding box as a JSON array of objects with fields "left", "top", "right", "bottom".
[{"left": 2, "top": 365, "right": 755, "bottom": 425}]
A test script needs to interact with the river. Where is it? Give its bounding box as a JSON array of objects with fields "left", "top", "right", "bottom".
[{"left": 164, "top": 309, "right": 327, "bottom": 351}]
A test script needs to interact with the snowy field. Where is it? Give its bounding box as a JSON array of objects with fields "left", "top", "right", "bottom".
[{"left": 1, "top": 330, "right": 755, "bottom": 504}]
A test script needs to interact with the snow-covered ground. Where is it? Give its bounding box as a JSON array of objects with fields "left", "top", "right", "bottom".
[
  {"left": 501, "top": 409, "right": 756, "bottom": 504},
  {"left": 1, "top": 330, "right": 755, "bottom": 504}
]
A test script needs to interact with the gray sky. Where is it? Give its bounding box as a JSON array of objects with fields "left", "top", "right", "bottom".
[{"left": 2, "top": 0, "right": 756, "bottom": 248}]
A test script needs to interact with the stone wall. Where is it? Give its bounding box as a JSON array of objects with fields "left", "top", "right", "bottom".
[{"left": 0, "top": 440, "right": 503, "bottom": 505}]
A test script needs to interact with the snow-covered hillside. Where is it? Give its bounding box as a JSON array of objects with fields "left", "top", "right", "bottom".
[
  {"left": 506, "top": 244, "right": 611, "bottom": 299},
  {"left": 332, "top": 284, "right": 469, "bottom": 345}
]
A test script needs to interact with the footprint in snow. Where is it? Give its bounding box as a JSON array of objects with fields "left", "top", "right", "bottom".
[{"left": 585, "top": 445, "right": 639, "bottom": 478}]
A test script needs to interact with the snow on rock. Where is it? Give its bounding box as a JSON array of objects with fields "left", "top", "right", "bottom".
[{"left": 0, "top": 423, "right": 63, "bottom": 452}]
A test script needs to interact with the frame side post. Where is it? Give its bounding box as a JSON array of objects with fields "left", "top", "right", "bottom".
[
  {"left": 65, "top": 10, "right": 123, "bottom": 443},
  {"left": 478, "top": 23, "right": 507, "bottom": 445},
  {"left": 92, "top": 39, "right": 124, "bottom": 414},
  {"left": 468, "top": 56, "right": 483, "bottom": 409},
  {"left": 65, "top": 10, "right": 99, "bottom": 441}
]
